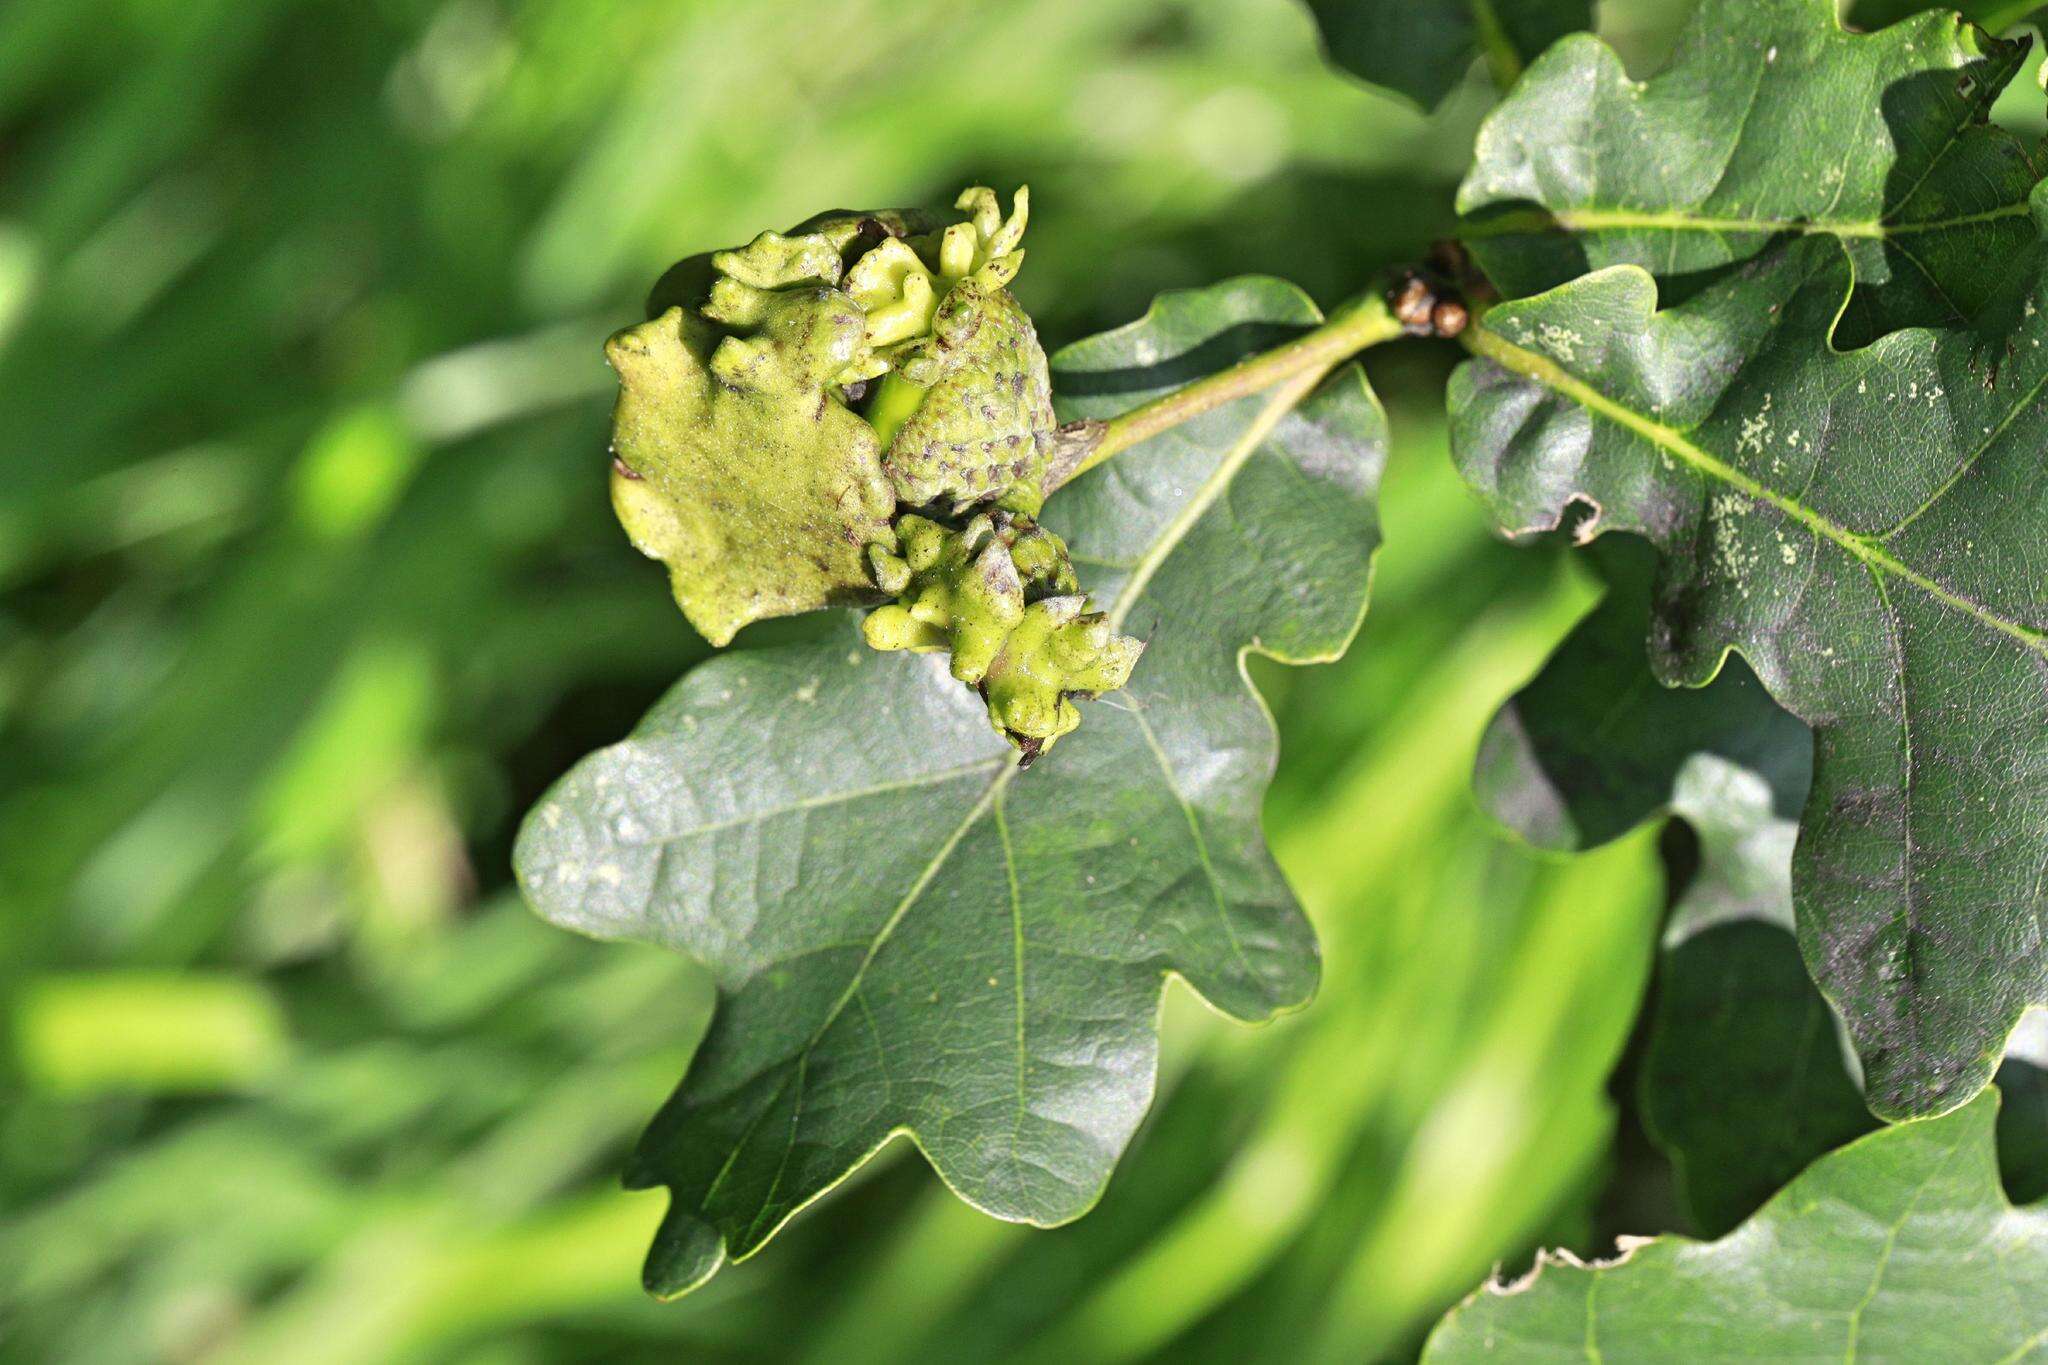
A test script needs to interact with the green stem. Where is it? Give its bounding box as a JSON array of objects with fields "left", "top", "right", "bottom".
[
  {"left": 1067, "top": 293, "right": 1404, "bottom": 482},
  {"left": 1469, "top": 0, "right": 1524, "bottom": 93}
]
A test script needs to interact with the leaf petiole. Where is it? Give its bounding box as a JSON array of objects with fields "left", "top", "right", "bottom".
[{"left": 1058, "top": 291, "right": 1405, "bottom": 485}]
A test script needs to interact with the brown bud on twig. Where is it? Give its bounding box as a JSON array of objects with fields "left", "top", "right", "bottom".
[
  {"left": 1387, "top": 269, "right": 1470, "bottom": 340},
  {"left": 1392, "top": 276, "right": 1437, "bottom": 334}
]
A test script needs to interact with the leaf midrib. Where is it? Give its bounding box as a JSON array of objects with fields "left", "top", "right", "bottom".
[
  {"left": 1460, "top": 14, "right": 2028, "bottom": 252},
  {"left": 1839, "top": 1124, "right": 1968, "bottom": 1359},
  {"left": 1107, "top": 361, "right": 1325, "bottom": 631},
  {"left": 1462, "top": 201, "right": 2031, "bottom": 243},
  {"left": 1465, "top": 322, "right": 2048, "bottom": 656}
]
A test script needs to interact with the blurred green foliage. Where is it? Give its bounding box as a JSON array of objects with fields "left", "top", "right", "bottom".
[{"left": 0, "top": 0, "right": 1715, "bottom": 1359}]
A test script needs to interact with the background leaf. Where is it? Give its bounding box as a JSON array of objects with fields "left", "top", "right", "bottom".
[
  {"left": 1473, "top": 533, "right": 1810, "bottom": 855},
  {"left": 1422, "top": 1088, "right": 2048, "bottom": 1362},
  {"left": 514, "top": 277, "right": 1385, "bottom": 1296},
  {"left": 1303, "top": 0, "right": 1591, "bottom": 109},
  {"left": 1474, "top": 535, "right": 1864, "bottom": 1234},
  {"left": 1458, "top": 0, "right": 2040, "bottom": 345},
  {"left": 1481, "top": 549, "right": 2048, "bottom": 1230}
]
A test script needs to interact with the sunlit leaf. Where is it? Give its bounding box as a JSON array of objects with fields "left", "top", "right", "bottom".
[
  {"left": 1424, "top": 1089, "right": 2048, "bottom": 1362},
  {"left": 1459, "top": 0, "right": 2039, "bottom": 345},
  {"left": 514, "top": 277, "right": 1385, "bottom": 1296}
]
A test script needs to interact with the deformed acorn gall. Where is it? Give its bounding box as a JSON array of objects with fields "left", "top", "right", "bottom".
[
  {"left": 862, "top": 512, "right": 1141, "bottom": 753},
  {"left": 605, "top": 185, "right": 1138, "bottom": 751}
]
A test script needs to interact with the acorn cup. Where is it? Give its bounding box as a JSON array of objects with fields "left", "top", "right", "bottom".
[{"left": 604, "top": 185, "right": 1135, "bottom": 753}]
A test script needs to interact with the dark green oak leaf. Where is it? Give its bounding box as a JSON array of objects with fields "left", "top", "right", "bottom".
[
  {"left": 1459, "top": 0, "right": 2040, "bottom": 344},
  {"left": 1304, "top": 0, "right": 1590, "bottom": 109},
  {"left": 1423, "top": 1089, "right": 2048, "bottom": 1362},
  {"left": 1452, "top": 209, "right": 2048, "bottom": 1120},
  {"left": 1482, "top": 546, "right": 2048, "bottom": 1227},
  {"left": 1648, "top": 908, "right": 2048, "bottom": 1235},
  {"left": 1476, "top": 536, "right": 1862, "bottom": 1234},
  {"left": 1645, "top": 805, "right": 2048, "bottom": 1233},
  {"left": 1475, "top": 534, "right": 1811, "bottom": 855},
  {"left": 514, "top": 277, "right": 1385, "bottom": 1296}
]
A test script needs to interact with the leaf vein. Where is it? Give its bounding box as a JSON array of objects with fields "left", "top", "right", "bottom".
[
  {"left": 626, "top": 758, "right": 1006, "bottom": 845},
  {"left": 1465, "top": 323, "right": 2048, "bottom": 658}
]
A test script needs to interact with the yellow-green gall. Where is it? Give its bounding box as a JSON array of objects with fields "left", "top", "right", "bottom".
[
  {"left": 607, "top": 185, "right": 1134, "bottom": 753},
  {"left": 862, "top": 514, "right": 1026, "bottom": 683},
  {"left": 607, "top": 293, "right": 896, "bottom": 647},
  {"left": 862, "top": 512, "right": 1140, "bottom": 755},
  {"left": 607, "top": 189, "right": 1068, "bottom": 647},
  {"left": 983, "top": 596, "right": 1144, "bottom": 754},
  {"left": 843, "top": 188, "right": 1060, "bottom": 516}
]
